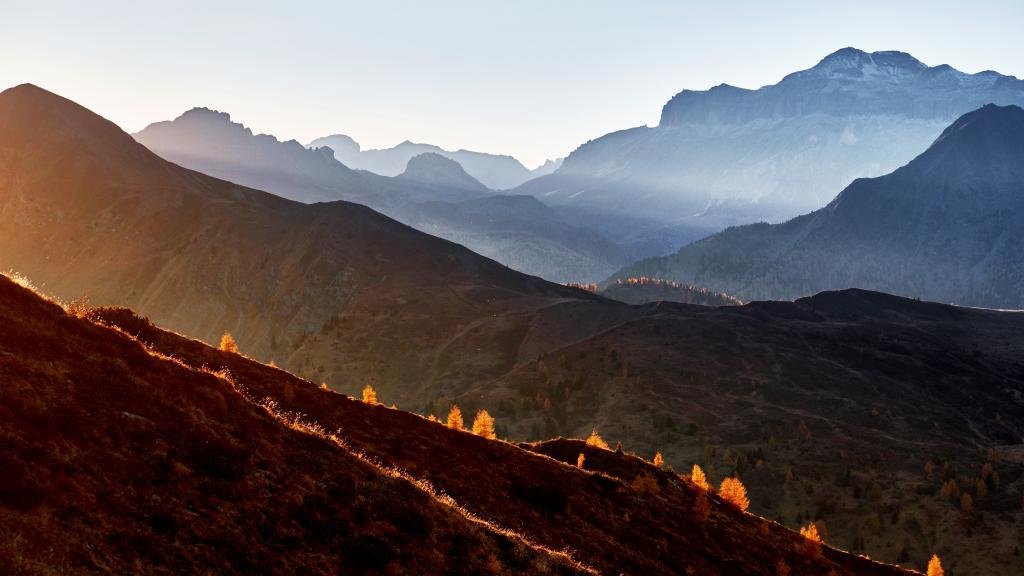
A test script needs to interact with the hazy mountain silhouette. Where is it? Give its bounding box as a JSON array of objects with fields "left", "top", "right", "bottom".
[
  {"left": 614, "top": 104, "right": 1024, "bottom": 308},
  {"left": 134, "top": 107, "right": 621, "bottom": 281},
  {"left": 311, "top": 133, "right": 562, "bottom": 189},
  {"left": 397, "top": 152, "right": 490, "bottom": 194},
  {"left": 134, "top": 107, "right": 483, "bottom": 205},
  {"left": 516, "top": 48, "right": 1024, "bottom": 255}
]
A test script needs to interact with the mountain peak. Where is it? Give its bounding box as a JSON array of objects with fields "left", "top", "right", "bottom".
[
  {"left": 811, "top": 47, "right": 926, "bottom": 79},
  {"left": 309, "top": 133, "right": 361, "bottom": 156},
  {"left": 398, "top": 152, "right": 487, "bottom": 191},
  {"left": 903, "top": 103, "right": 1024, "bottom": 179},
  {"left": 178, "top": 106, "right": 233, "bottom": 123},
  {"left": 0, "top": 83, "right": 163, "bottom": 170},
  {"left": 933, "top": 102, "right": 1024, "bottom": 142}
]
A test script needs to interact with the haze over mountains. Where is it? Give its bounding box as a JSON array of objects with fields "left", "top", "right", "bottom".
[
  {"left": 616, "top": 103, "right": 1024, "bottom": 308},
  {"left": 516, "top": 48, "right": 1024, "bottom": 253},
  {"left": 310, "top": 133, "right": 562, "bottom": 190},
  {"left": 134, "top": 107, "right": 624, "bottom": 281},
  {"left": 5, "top": 83, "right": 1024, "bottom": 573}
]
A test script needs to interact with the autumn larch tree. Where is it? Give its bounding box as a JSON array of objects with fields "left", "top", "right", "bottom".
[
  {"left": 718, "top": 477, "right": 749, "bottom": 511},
  {"left": 219, "top": 331, "right": 238, "bottom": 353},
  {"left": 690, "top": 464, "right": 710, "bottom": 491},
  {"left": 653, "top": 451, "right": 664, "bottom": 468},
  {"left": 447, "top": 405, "right": 464, "bottom": 430},
  {"left": 585, "top": 429, "right": 609, "bottom": 450},
  {"left": 362, "top": 384, "right": 377, "bottom": 405},
  {"left": 472, "top": 409, "right": 496, "bottom": 439},
  {"left": 926, "top": 554, "right": 943, "bottom": 576},
  {"left": 799, "top": 522, "right": 822, "bottom": 556},
  {"left": 576, "top": 453, "right": 585, "bottom": 468}
]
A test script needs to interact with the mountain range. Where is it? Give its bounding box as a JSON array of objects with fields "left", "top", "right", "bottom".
[
  {"left": 134, "top": 107, "right": 624, "bottom": 281},
  {"left": 4, "top": 83, "right": 1024, "bottom": 573},
  {"left": 615, "top": 103, "right": 1024, "bottom": 308},
  {"left": 516, "top": 48, "right": 1024, "bottom": 254},
  {"left": 310, "top": 133, "right": 562, "bottom": 189}
]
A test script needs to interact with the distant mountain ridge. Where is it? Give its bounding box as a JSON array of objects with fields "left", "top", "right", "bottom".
[
  {"left": 613, "top": 103, "right": 1024, "bottom": 308},
  {"left": 311, "top": 133, "right": 562, "bottom": 189},
  {"left": 516, "top": 47, "right": 1024, "bottom": 253},
  {"left": 134, "top": 106, "right": 622, "bottom": 281}
]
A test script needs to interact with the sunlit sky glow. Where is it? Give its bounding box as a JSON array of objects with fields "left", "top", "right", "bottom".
[{"left": 3, "top": 0, "right": 1022, "bottom": 167}]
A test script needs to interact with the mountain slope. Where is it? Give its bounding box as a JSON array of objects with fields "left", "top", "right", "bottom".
[
  {"left": 0, "top": 274, "right": 590, "bottom": 576},
  {"left": 516, "top": 48, "right": 1024, "bottom": 253},
  {"left": 310, "top": 134, "right": 557, "bottom": 189},
  {"left": 462, "top": 288, "right": 1024, "bottom": 575},
  {"left": 615, "top": 104, "right": 1024, "bottom": 308},
  {"left": 134, "top": 106, "right": 620, "bottom": 281},
  {"left": 61, "top": 279, "right": 916, "bottom": 576}
]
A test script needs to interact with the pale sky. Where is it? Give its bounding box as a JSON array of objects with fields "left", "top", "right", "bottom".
[{"left": 3, "top": 0, "right": 1022, "bottom": 168}]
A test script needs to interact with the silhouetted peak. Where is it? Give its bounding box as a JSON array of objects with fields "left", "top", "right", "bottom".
[
  {"left": 311, "top": 133, "right": 361, "bottom": 155},
  {"left": 922, "top": 103, "right": 1024, "bottom": 158},
  {"left": 177, "top": 106, "right": 233, "bottom": 123},
  {"left": 0, "top": 83, "right": 154, "bottom": 163},
  {"left": 399, "top": 152, "right": 486, "bottom": 191},
  {"left": 403, "top": 152, "right": 471, "bottom": 177}
]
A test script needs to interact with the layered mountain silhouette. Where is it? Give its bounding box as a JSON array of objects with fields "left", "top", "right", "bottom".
[
  {"left": 310, "top": 133, "right": 562, "bottom": 189},
  {"left": 0, "top": 273, "right": 919, "bottom": 575},
  {"left": 134, "top": 106, "right": 622, "bottom": 281},
  {"left": 0, "top": 83, "right": 609, "bottom": 400},
  {"left": 516, "top": 48, "right": 1024, "bottom": 255},
  {"left": 5, "top": 83, "right": 1024, "bottom": 573},
  {"left": 615, "top": 104, "right": 1024, "bottom": 308},
  {"left": 134, "top": 106, "right": 483, "bottom": 205}
]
